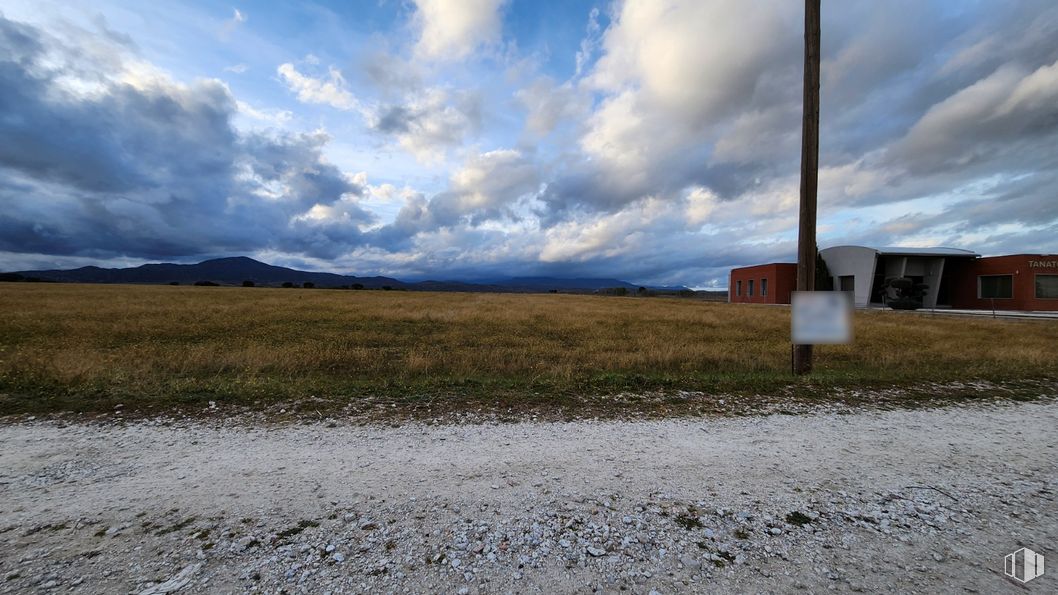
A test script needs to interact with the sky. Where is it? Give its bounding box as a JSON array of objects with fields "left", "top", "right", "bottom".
[{"left": 1, "top": 0, "right": 1057, "bottom": 288}]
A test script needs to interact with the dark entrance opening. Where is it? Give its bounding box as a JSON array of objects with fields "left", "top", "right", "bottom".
[
  {"left": 935, "top": 269, "right": 952, "bottom": 306},
  {"left": 870, "top": 260, "right": 887, "bottom": 305}
]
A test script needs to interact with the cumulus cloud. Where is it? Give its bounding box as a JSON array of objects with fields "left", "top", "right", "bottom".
[
  {"left": 376, "top": 148, "right": 538, "bottom": 246},
  {"left": 589, "top": 1, "right": 796, "bottom": 126},
  {"left": 367, "top": 87, "right": 481, "bottom": 162},
  {"left": 539, "top": 197, "right": 671, "bottom": 263},
  {"left": 235, "top": 100, "right": 293, "bottom": 126},
  {"left": 515, "top": 77, "right": 590, "bottom": 137},
  {"left": 277, "top": 62, "right": 359, "bottom": 110},
  {"left": 449, "top": 149, "right": 539, "bottom": 215},
  {"left": 412, "top": 0, "right": 506, "bottom": 61},
  {"left": 544, "top": 0, "right": 803, "bottom": 216},
  {"left": 684, "top": 187, "right": 720, "bottom": 226}
]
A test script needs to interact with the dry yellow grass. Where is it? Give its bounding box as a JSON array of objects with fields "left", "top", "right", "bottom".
[{"left": 0, "top": 283, "right": 1055, "bottom": 413}]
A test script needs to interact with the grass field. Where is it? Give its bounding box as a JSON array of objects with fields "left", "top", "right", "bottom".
[{"left": 0, "top": 283, "right": 1055, "bottom": 416}]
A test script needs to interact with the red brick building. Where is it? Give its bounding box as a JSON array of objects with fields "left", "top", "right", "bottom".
[
  {"left": 729, "top": 263, "right": 796, "bottom": 304},
  {"left": 729, "top": 248, "right": 1058, "bottom": 311},
  {"left": 946, "top": 254, "right": 1058, "bottom": 311}
]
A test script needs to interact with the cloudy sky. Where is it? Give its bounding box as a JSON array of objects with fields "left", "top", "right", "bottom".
[{"left": 2, "top": 1, "right": 1057, "bottom": 287}]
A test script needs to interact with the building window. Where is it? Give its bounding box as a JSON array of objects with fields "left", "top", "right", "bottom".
[
  {"left": 748, "top": 279, "right": 755, "bottom": 296},
  {"left": 736, "top": 280, "right": 741, "bottom": 296},
  {"left": 1036, "top": 275, "right": 1058, "bottom": 299},
  {"left": 761, "top": 278, "right": 768, "bottom": 296},
  {"left": 979, "top": 275, "right": 1013, "bottom": 299},
  {"left": 839, "top": 275, "right": 855, "bottom": 292}
]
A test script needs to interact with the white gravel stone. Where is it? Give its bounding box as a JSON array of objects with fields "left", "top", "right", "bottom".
[{"left": 0, "top": 398, "right": 1055, "bottom": 593}]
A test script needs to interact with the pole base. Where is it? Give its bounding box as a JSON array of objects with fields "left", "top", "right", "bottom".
[{"left": 792, "top": 344, "right": 813, "bottom": 375}]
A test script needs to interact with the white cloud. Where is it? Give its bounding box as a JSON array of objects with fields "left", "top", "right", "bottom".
[
  {"left": 894, "top": 59, "right": 1058, "bottom": 173},
  {"left": 449, "top": 149, "right": 538, "bottom": 213},
  {"left": 580, "top": 90, "right": 667, "bottom": 177},
  {"left": 684, "top": 186, "right": 719, "bottom": 226},
  {"left": 365, "top": 183, "right": 403, "bottom": 203},
  {"left": 578, "top": 0, "right": 798, "bottom": 184},
  {"left": 235, "top": 100, "right": 293, "bottom": 127},
  {"left": 996, "top": 59, "right": 1058, "bottom": 117},
  {"left": 818, "top": 160, "right": 893, "bottom": 206},
  {"left": 277, "top": 63, "right": 358, "bottom": 110},
  {"left": 412, "top": 0, "right": 506, "bottom": 61},
  {"left": 369, "top": 87, "right": 480, "bottom": 163},
  {"left": 219, "top": 7, "right": 248, "bottom": 39},
  {"left": 293, "top": 194, "right": 369, "bottom": 228},
  {"left": 515, "top": 77, "right": 589, "bottom": 137},
  {"left": 224, "top": 63, "right": 248, "bottom": 74},
  {"left": 379, "top": 148, "right": 539, "bottom": 239},
  {"left": 574, "top": 7, "right": 601, "bottom": 77},
  {"left": 588, "top": 1, "right": 794, "bottom": 123},
  {"left": 539, "top": 196, "right": 670, "bottom": 263}
]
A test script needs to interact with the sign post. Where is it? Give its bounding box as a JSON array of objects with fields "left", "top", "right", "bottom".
[{"left": 793, "top": 0, "right": 821, "bottom": 374}]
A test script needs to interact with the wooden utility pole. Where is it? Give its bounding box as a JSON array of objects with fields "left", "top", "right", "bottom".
[{"left": 793, "top": 0, "right": 821, "bottom": 375}]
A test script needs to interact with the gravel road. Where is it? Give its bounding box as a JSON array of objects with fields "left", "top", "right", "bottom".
[{"left": 1, "top": 400, "right": 1055, "bottom": 594}]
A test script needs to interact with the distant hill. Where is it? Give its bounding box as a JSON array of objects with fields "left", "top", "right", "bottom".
[
  {"left": 11, "top": 257, "right": 403, "bottom": 289},
  {"left": 5, "top": 256, "right": 685, "bottom": 293}
]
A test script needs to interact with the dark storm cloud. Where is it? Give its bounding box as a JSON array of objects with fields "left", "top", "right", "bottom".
[
  {"left": 957, "top": 172, "right": 1058, "bottom": 231},
  {"left": 872, "top": 171, "right": 1058, "bottom": 240},
  {"left": 974, "top": 223, "right": 1058, "bottom": 256},
  {"left": 0, "top": 15, "right": 370, "bottom": 261},
  {"left": 0, "top": 17, "right": 218, "bottom": 195},
  {"left": 373, "top": 105, "right": 414, "bottom": 133}
]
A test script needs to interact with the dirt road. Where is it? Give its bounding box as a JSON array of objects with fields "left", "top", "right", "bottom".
[{"left": 2, "top": 400, "right": 1055, "bottom": 593}]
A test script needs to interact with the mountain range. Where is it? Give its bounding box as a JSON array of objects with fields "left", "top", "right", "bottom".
[{"left": 3, "top": 257, "right": 684, "bottom": 293}]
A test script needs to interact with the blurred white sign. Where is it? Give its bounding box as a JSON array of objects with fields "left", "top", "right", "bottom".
[{"left": 792, "top": 291, "right": 852, "bottom": 345}]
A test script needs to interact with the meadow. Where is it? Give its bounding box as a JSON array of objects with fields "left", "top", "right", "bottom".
[{"left": 0, "top": 283, "right": 1055, "bottom": 415}]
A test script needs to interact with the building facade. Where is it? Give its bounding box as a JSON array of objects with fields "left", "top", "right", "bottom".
[
  {"left": 945, "top": 254, "right": 1058, "bottom": 311},
  {"left": 818, "top": 246, "right": 979, "bottom": 308},
  {"left": 728, "top": 263, "right": 796, "bottom": 304},
  {"left": 729, "top": 246, "right": 1058, "bottom": 311}
]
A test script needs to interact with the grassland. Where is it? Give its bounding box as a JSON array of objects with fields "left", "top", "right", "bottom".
[{"left": 0, "top": 283, "right": 1055, "bottom": 416}]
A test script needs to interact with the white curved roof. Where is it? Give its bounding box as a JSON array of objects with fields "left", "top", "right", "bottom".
[{"left": 822, "top": 245, "right": 979, "bottom": 257}]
